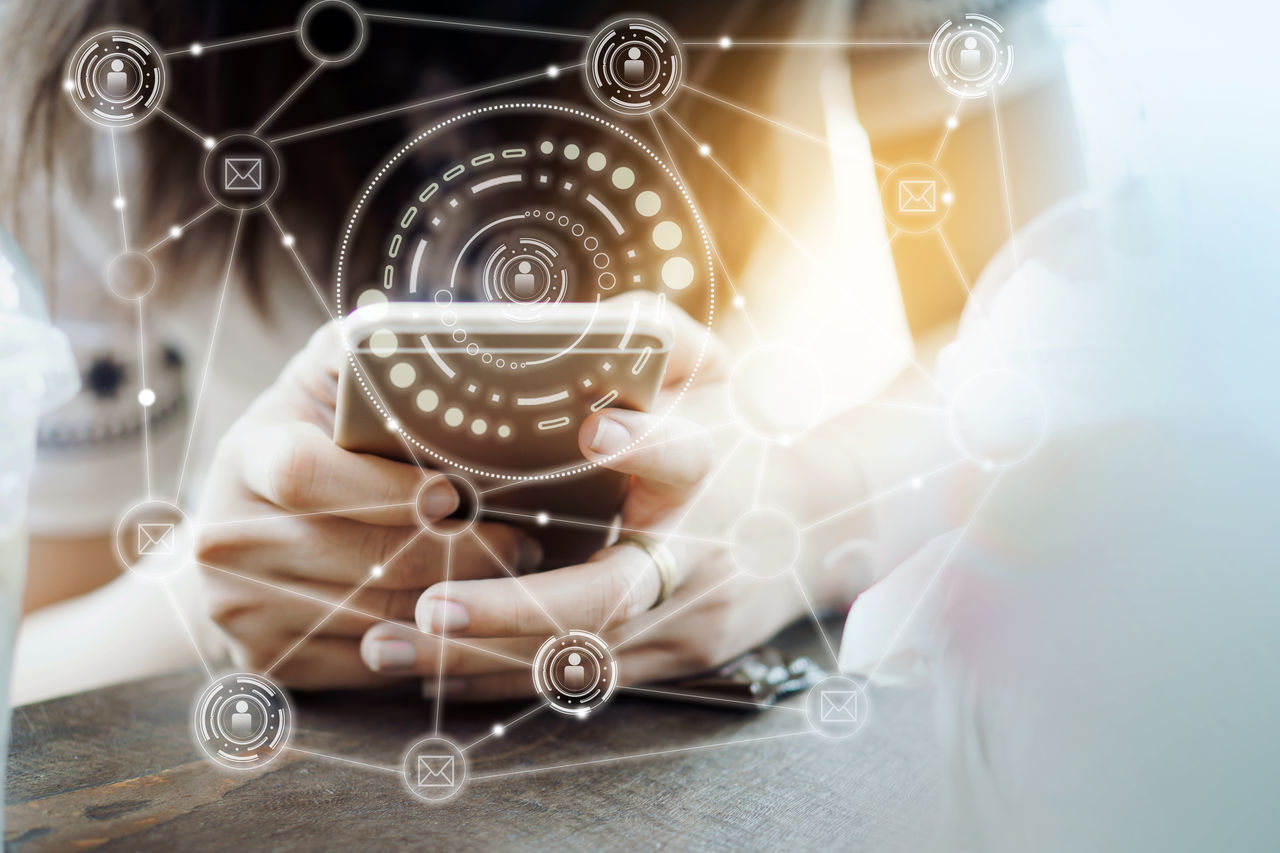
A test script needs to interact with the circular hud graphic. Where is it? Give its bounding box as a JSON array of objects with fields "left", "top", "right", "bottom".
[
  {"left": 583, "top": 16, "right": 684, "bottom": 116},
  {"left": 65, "top": 29, "right": 167, "bottom": 128}
]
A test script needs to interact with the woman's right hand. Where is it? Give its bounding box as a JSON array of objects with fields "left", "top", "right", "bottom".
[{"left": 192, "top": 323, "right": 543, "bottom": 689}]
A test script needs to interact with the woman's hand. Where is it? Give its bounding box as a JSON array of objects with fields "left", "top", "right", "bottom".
[
  {"left": 357, "top": 302, "right": 853, "bottom": 700},
  {"left": 193, "top": 322, "right": 542, "bottom": 689}
]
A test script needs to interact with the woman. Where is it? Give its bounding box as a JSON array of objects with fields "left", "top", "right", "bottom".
[{"left": 2, "top": 0, "right": 1074, "bottom": 703}]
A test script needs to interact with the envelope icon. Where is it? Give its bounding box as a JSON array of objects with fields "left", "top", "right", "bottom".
[
  {"left": 898, "top": 179, "right": 937, "bottom": 213},
  {"left": 417, "top": 755, "right": 455, "bottom": 788},
  {"left": 137, "top": 522, "right": 175, "bottom": 556},
  {"left": 223, "top": 157, "right": 264, "bottom": 191},
  {"left": 819, "top": 689, "right": 859, "bottom": 724}
]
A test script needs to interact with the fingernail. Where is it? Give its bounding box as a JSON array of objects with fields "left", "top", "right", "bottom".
[
  {"left": 517, "top": 537, "right": 544, "bottom": 572},
  {"left": 368, "top": 638, "right": 417, "bottom": 673},
  {"left": 421, "top": 677, "right": 468, "bottom": 700},
  {"left": 418, "top": 598, "right": 470, "bottom": 633},
  {"left": 419, "top": 480, "right": 458, "bottom": 520},
  {"left": 588, "top": 415, "right": 630, "bottom": 455}
]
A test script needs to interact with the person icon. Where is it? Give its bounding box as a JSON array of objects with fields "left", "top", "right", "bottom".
[
  {"left": 958, "top": 36, "right": 984, "bottom": 74},
  {"left": 622, "top": 46, "right": 645, "bottom": 84},
  {"left": 229, "top": 700, "right": 254, "bottom": 737},
  {"left": 512, "top": 260, "right": 537, "bottom": 299},
  {"left": 562, "top": 652, "right": 587, "bottom": 690},
  {"left": 104, "top": 58, "right": 129, "bottom": 96}
]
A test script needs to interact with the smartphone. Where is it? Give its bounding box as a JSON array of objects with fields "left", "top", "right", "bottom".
[{"left": 334, "top": 300, "right": 673, "bottom": 567}]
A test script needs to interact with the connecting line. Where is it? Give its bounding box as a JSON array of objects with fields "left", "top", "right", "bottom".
[
  {"left": 195, "top": 501, "right": 415, "bottom": 528},
  {"left": 619, "top": 685, "right": 808, "bottom": 712},
  {"left": 468, "top": 530, "right": 566, "bottom": 636},
  {"left": 198, "top": 561, "right": 533, "bottom": 668},
  {"left": 801, "top": 456, "right": 969, "bottom": 534},
  {"left": 268, "top": 63, "right": 583, "bottom": 146},
  {"left": 988, "top": 88, "right": 1032, "bottom": 356},
  {"left": 265, "top": 526, "right": 429, "bottom": 676},
  {"left": 254, "top": 62, "right": 325, "bottom": 136},
  {"left": 683, "top": 40, "right": 930, "bottom": 48},
  {"left": 108, "top": 129, "right": 128, "bottom": 250},
  {"left": 594, "top": 433, "right": 750, "bottom": 634},
  {"left": 136, "top": 300, "right": 152, "bottom": 499},
  {"left": 146, "top": 203, "right": 218, "bottom": 255},
  {"left": 164, "top": 27, "right": 299, "bottom": 58},
  {"left": 789, "top": 571, "right": 840, "bottom": 667},
  {"left": 863, "top": 470, "right": 1004, "bottom": 683},
  {"left": 681, "top": 83, "right": 830, "bottom": 149},
  {"left": 285, "top": 745, "right": 401, "bottom": 775},
  {"left": 461, "top": 701, "right": 548, "bottom": 752},
  {"left": 469, "top": 728, "right": 815, "bottom": 782},
  {"left": 615, "top": 570, "right": 739, "bottom": 648},
  {"left": 645, "top": 115, "right": 761, "bottom": 343},
  {"left": 479, "top": 508, "right": 731, "bottom": 549},
  {"left": 174, "top": 210, "right": 244, "bottom": 499},
  {"left": 155, "top": 107, "right": 210, "bottom": 146},
  {"left": 433, "top": 537, "right": 452, "bottom": 735},
  {"left": 364, "top": 9, "right": 590, "bottom": 41},
  {"left": 160, "top": 578, "right": 215, "bottom": 680},
  {"left": 932, "top": 98, "right": 965, "bottom": 163}
]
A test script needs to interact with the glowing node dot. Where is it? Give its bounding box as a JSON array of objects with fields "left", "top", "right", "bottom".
[
  {"left": 536, "top": 511, "right": 550, "bottom": 526},
  {"left": 586, "top": 151, "right": 607, "bottom": 172},
  {"left": 635, "top": 190, "right": 661, "bottom": 217},
  {"left": 733, "top": 295, "right": 746, "bottom": 309},
  {"left": 282, "top": 234, "right": 295, "bottom": 248},
  {"left": 386, "top": 418, "right": 399, "bottom": 432},
  {"left": 910, "top": 477, "right": 923, "bottom": 490},
  {"left": 563, "top": 143, "right": 580, "bottom": 160},
  {"left": 371, "top": 564, "right": 384, "bottom": 578},
  {"left": 546, "top": 64, "right": 560, "bottom": 78},
  {"left": 203, "top": 137, "right": 216, "bottom": 150},
  {"left": 611, "top": 166, "right": 635, "bottom": 189},
  {"left": 416, "top": 389, "right": 439, "bottom": 413},
  {"left": 497, "top": 424, "right": 512, "bottom": 439},
  {"left": 190, "top": 42, "right": 203, "bottom": 56},
  {"left": 719, "top": 35, "right": 732, "bottom": 49},
  {"left": 491, "top": 723, "right": 505, "bottom": 736},
  {"left": 62, "top": 79, "right": 75, "bottom": 92},
  {"left": 698, "top": 144, "right": 711, "bottom": 157},
  {"left": 444, "top": 407, "right": 464, "bottom": 428},
  {"left": 169, "top": 225, "right": 182, "bottom": 239},
  {"left": 113, "top": 197, "right": 125, "bottom": 210},
  {"left": 942, "top": 191, "right": 955, "bottom": 205},
  {"left": 137, "top": 388, "right": 156, "bottom": 407},
  {"left": 946, "top": 116, "right": 959, "bottom": 129}
]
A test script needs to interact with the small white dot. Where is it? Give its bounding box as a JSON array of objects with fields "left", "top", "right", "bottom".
[
  {"left": 203, "top": 137, "right": 216, "bottom": 150},
  {"left": 586, "top": 151, "right": 607, "bottom": 172},
  {"left": 470, "top": 418, "right": 488, "bottom": 436},
  {"left": 698, "top": 144, "right": 711, "bottom": 157},
  {"left": 497, "top": 424, "right": 512, "bottom": 439},
  {"left": 491, "top": 723, "right": 505, "bottom": 736},
  {"left": 942, "top": 191, "right": 955, "bottom": 205},
  {"left": 546, "top": 64, "right": 559, "bottom": 78},
  {"left": 389, "top": 362, "right": 416, "bottom": 388},
  {"left": 563, "top": 143, "right": 580, "bottom": 160},
  {"left": 733, "top": 295, "right": 746, "bottom": 309},
  {"left": 190, "top": 42, "right": 203, "bottom": 57},
  {"left": 416, "top": 389, "right": 439, "bottom": 413},
  {"left": 62, "top": 79, "right": 75, "bottom": 92},
  {"left": 536, "top": 511, "right": 550, "bottom": 526},
  {"left": 282, "top": 234, "right": 295, "bottom": 248},
  {"left": 910, "top": 477, "right": 923, "bottom": 490},
  {"left": 576, "top": 709, "right": 590, "bottom": 719},
  {"left": 946, "top": 116, "right": 959, "bottom": 129},
  {"left": 371, "top": 564, "right": 384, "bottom": 578},
  {"left": 113, "top": 196, "right": 125, "bottom": 210},
  {"left": 444, "top": 406, "right": 464, "bottom": 428},
  {"left": 137, "top": 388, "right": 156, "bottom": 407},
  {"left": 168, "top": 225, "right": 182, "bottom": 239},
  {"left": 386, "top": 418, "right": 399, "bottom": 432},
  {"left": 719, "top": 35, "right": 732, "bottom": 49}
]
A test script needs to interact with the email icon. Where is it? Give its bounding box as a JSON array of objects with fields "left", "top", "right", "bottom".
[
  {"left": 223, "top": 156, "right": 264, "bottom": 192},
  {"left": 898, "top": 179, "right": 937, "bottom": 213},
  {"left": 819, "top": 689, "right": 859, "bottom": 724},
  {"left": 417, "top": 755, "right": 455, "bottom": 788},
  {"left": 137, "top": 522, "right": 175, "bottom": 556}
]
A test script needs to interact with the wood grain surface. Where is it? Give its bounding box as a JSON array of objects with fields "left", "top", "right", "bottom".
[{"left": 4, "top": 625, "right": 939, "bottom": 851}]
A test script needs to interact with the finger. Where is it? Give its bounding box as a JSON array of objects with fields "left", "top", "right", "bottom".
[
  {"left": 359, "top": 623, "right": 540, "bottom": 678},
  {"left": 415, "top": 543, "right": 659, "bottom": 639},
  {"left": 578, "top": 409, "right": 712, "bottom": 492},
  {"left": 266, "top": 636, "right": 402, "bottom": 691},
  {"left": 605, "top": 291, "right": 730, "bottom": 384},
  {"left": 239, "top": 420, "right": 454, "bottom": 525},
  {"left": 197, "top": 517, "right": 542, "bottom": 589}
]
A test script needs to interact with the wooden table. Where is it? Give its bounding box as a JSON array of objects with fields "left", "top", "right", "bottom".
[{"left": 4, "top": 625, "right": 938, "bottom": 850}]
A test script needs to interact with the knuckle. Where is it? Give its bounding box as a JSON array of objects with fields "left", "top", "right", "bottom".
[{"left": 262, "top": 428, "right": 322, "bottom": 509}]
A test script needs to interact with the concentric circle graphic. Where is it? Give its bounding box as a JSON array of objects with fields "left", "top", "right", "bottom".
[
  {"left": 65, "top": 29, "right": 167, "bottom": 129},
  {"left": 193, "top": 673, "right": 292, "bottom": 770},
  {"left": 335, "top": 101, "right": 715, "bottom": 482},
  {"left": 928, "top": 14, "right": 1013, "bottom": 100},
  {"left": 583, "top": 17, "right": 684, "bottom": 116},
  {"left": 532, "top": 630, "right": 618, "bottom": 716}
]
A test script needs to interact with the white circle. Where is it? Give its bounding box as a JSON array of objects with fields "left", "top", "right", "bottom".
[
  {"left": 356, "top": 288, "right": 389, "bottom": 320},
  {"left": 948, "top": 369, "right": 1047, "bottom": 466},
  {"left": 728, "top": 508, "right": 802, "bottom": 578},
  {"left": 881, "top": 161, "right": 953, "bottom": 235},
  {"left": 389, "top": 362, "right": 416, "bottom": 388},
  {"left": 368, "top": 329, "right": 398, "bottom": 358},
  {"left": 805, "top": 675, "right": 870, "bottom": 739},
  {"left": 539, "top": 140, "right": 554, "bottom": 154},
  {"left": 105, "top": 251, "right": 157, "bottom": 300},
  {"left": 401, "top": 736, "right": 467, "bottom": 804},
  {"left": 416, "top": 472, "right": 481, "bottom": 535},
  {"left": 297, "top": 0, "right": 366, "bottom": 66},
  {"left": 113, "top": 498, "right": 192, "bottom": 579},
  {"left": 416, "top": 388, "right": 439, "bottom": 413},
  {"left": 137, "top": 388, "right": 156, "bottom": 407},
  {"left": 532, "top": 630, "right": 618, "bottom": 716},
  {"left": 611, "top": 166, "right": 635, "bottom": 189},
  {"left": 660, "top": 256, "right": 694, "bottom": 290},
  {"left": 727, "top": 345, "right": 827, "bottom": 441},
  {"left": 563, "top": 143, "right": 580, "bottom": 160},
  {"left": 470, "top": 418, "right": 488, "bottom": 436},
  {"left": 652, "top": 220, "right": 682, "bottom": 250},
  {"left": 497, "top": 425, "right": 512, "bottom": 439},
  {"left": 635, "top": 190, "right": 661, "bottom": 216},
  {"left": 194, "top": 673, "right": 293, "bottom": 770},
  {"left": 443, "top": 407, "right": 464, "bottom": 428},
  {"left": 587, "top": 152, "right": 607, "bottom": 171}
]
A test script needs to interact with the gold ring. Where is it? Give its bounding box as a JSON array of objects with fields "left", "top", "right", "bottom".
[{"left": 616, "top": 533, "right": 680, "bottom": 610}]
